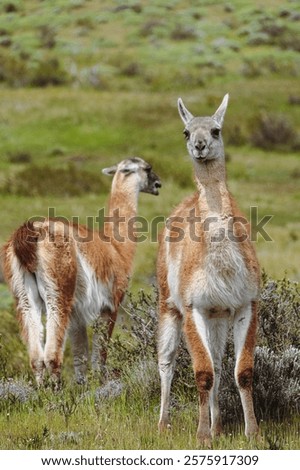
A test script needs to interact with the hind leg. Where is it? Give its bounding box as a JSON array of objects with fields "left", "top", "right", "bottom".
[
  {"left": 44, "top": 298, "right": 73, "bottom": 385},
  {"left": 17, "top": 273, "right": 45, "bottom": 385},
  {"left": 37, "top": 250, "right": 76, "bottom": 385},
  {"left": 158, "top": 302, "right": 182, "bottom": 431}
]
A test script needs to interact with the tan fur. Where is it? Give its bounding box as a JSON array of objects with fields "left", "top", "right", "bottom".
[
  {"left": 2, "top": 157, "right": 161, "bottom": 385},
  {"left": 157, "top": 96, "right": 260, "bottom": 444}
]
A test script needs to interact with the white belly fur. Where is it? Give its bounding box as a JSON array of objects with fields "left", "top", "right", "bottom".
[{"left": 73, "top": 252, "right": 114, "bottom": 323}]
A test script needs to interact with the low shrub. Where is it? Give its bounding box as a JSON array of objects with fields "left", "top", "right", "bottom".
[
  {"left": 0, "top": 379, "right": 35, "bottom": 405},
  {"left": 0, "top": 51, "right": 69, "bottom": 88},
  {"left": 29, "top": 57, "right": 69, "bottom": 87},
  {"left": 250, "top": 112, "right": 298, "bottom": 151},
  {"left": 2, "top": 2, "right": 19, "bottom": 13},
  {"left": 170, "top": 25, "right": 198, "bottom": 41},
  {"left": 114, "top": 275, "right": 299, "bottom": 424},
  {"left": 8, "top": 151, "right": 32, "bottom": 164},
  {"left": 259, "top": 274, "right": 299, "bottom": 352}
]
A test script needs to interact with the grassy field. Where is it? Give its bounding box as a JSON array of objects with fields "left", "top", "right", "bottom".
[
  {"left": 0, "top": 0, "right": 299, "bottom": 450},
  {"left": 0, "top": 380, "right": 298, "bottom": 450}
]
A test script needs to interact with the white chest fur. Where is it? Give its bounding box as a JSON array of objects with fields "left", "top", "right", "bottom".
[
  {"left": 167, "top": 216, "right": 258, "bottom": 314},
  {"left": 190, "top": 217, "right": 257, "bottom": 310}
]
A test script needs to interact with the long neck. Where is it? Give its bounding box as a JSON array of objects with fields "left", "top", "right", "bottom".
[
  {"left": 193, "top": 158, "right": 233, "bottom": 217},
  {"left": 104, "top": 178, "right": 139, "bottom": 274}
]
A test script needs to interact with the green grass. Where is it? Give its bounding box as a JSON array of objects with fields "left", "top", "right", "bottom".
[
  {"left": 0, "top": 379, "right": 298, "bottom": 450},
  {"left": 0, "top": 0, "right": 299, "bottom": 450}
]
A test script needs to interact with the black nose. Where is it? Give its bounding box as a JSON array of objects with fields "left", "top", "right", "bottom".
[
  {"left": 155, "top": 180, "right": 162, "bottom": 188},
  {"left": 195, "top": 141, "right": 206, "bottom": 151}
]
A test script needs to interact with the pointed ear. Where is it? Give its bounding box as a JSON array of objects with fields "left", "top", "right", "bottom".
[
  {"left": 212, "top": 93, "right": 229, "bottom": 127},
  {"left": 177, "top": 98, "right": 194, "bottom": 125},
  {"left": 120, "top": 161, "right": 139, "bottom": 174},
  {"left": 102, "top": 165, "right": 118, "bottom": 176}
]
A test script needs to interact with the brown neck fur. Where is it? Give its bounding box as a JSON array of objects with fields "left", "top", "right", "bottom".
[
  {"left": 193, "top": 157, "right": 233, "bottom": 217},
  {"left": 103, "top": 175, "right": 139, "bottom": 275}
]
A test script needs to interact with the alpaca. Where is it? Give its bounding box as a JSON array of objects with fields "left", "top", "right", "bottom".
[
  {"left": 2, "top": 157, "right": 161, "bottom": 385},
  {"left": 157, "top": 95, "right": 260, "bottom": 444}
]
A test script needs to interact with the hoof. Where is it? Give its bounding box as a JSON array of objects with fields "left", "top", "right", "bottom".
[
  {"left": 211, "top": 423, "right": 223, "bottom": 438},
  {"left": 247, "top": 427, "right": 262, "bottom": 445},
  {"left": 158, "top": 420, "right": 171, "bottom": 433},
  {"left": 196, "top": 431, "right": 212, "bottom": 448}
]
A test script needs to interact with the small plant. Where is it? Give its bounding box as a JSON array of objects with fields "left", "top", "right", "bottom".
[
  {"left": 20, "top": 426, "right": 50, "bottom": 450},
  {"left": 59, "top": 392, "right": 80, "bottom": 428}
]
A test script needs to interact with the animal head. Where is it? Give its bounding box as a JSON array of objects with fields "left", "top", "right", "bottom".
[
  {"left": 177, "top": 94, "right": 229, "bottom": 162},
  {"left": 102, "top": 157, "right": 161, "bottom": 195}
]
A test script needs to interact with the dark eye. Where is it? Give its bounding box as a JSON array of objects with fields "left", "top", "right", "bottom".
[
  {"left": 183, "top": 129, "right": 190, "bottom": 140},
  {"left": 211, "top": 128, "right": 221, "bottom": 138}
]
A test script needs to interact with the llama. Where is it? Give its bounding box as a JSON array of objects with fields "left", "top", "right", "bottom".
[
  {"left": 2, "top": 157, "right": 161, "bottom": 386},
  {"left": 157, "top": 95, "right": 260, "bottom": 445}
]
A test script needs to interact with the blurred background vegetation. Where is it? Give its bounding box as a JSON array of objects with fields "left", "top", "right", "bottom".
[
  {"left": 0, "top": 0, "right": 299, "bottom": 449},
  {"left": 0, "top": 0, "right": 299, "bottom": 289}
]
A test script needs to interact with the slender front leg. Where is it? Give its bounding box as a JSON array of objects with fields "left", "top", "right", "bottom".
[
  {"left": 184, "top": 307, "right": 214, "bottom": 446},
  {"left": 207, "top": 317, "right": 229, "bottom": 437},
  {"left": 91, "top": 309, "right": 117, "bottom": 375},
  {"left": 69, "top": 315, "right": 89, "bottom": 384},
  {"left": 233, "top": 301, "right": 259, "bottom": 438},
  {"left": 157, "top": 305, "right": 182, "bottom": 431}
]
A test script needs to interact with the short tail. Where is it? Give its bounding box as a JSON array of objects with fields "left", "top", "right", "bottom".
[{"left": 12, "top": 221, "right": 40, "bottom": 272}]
